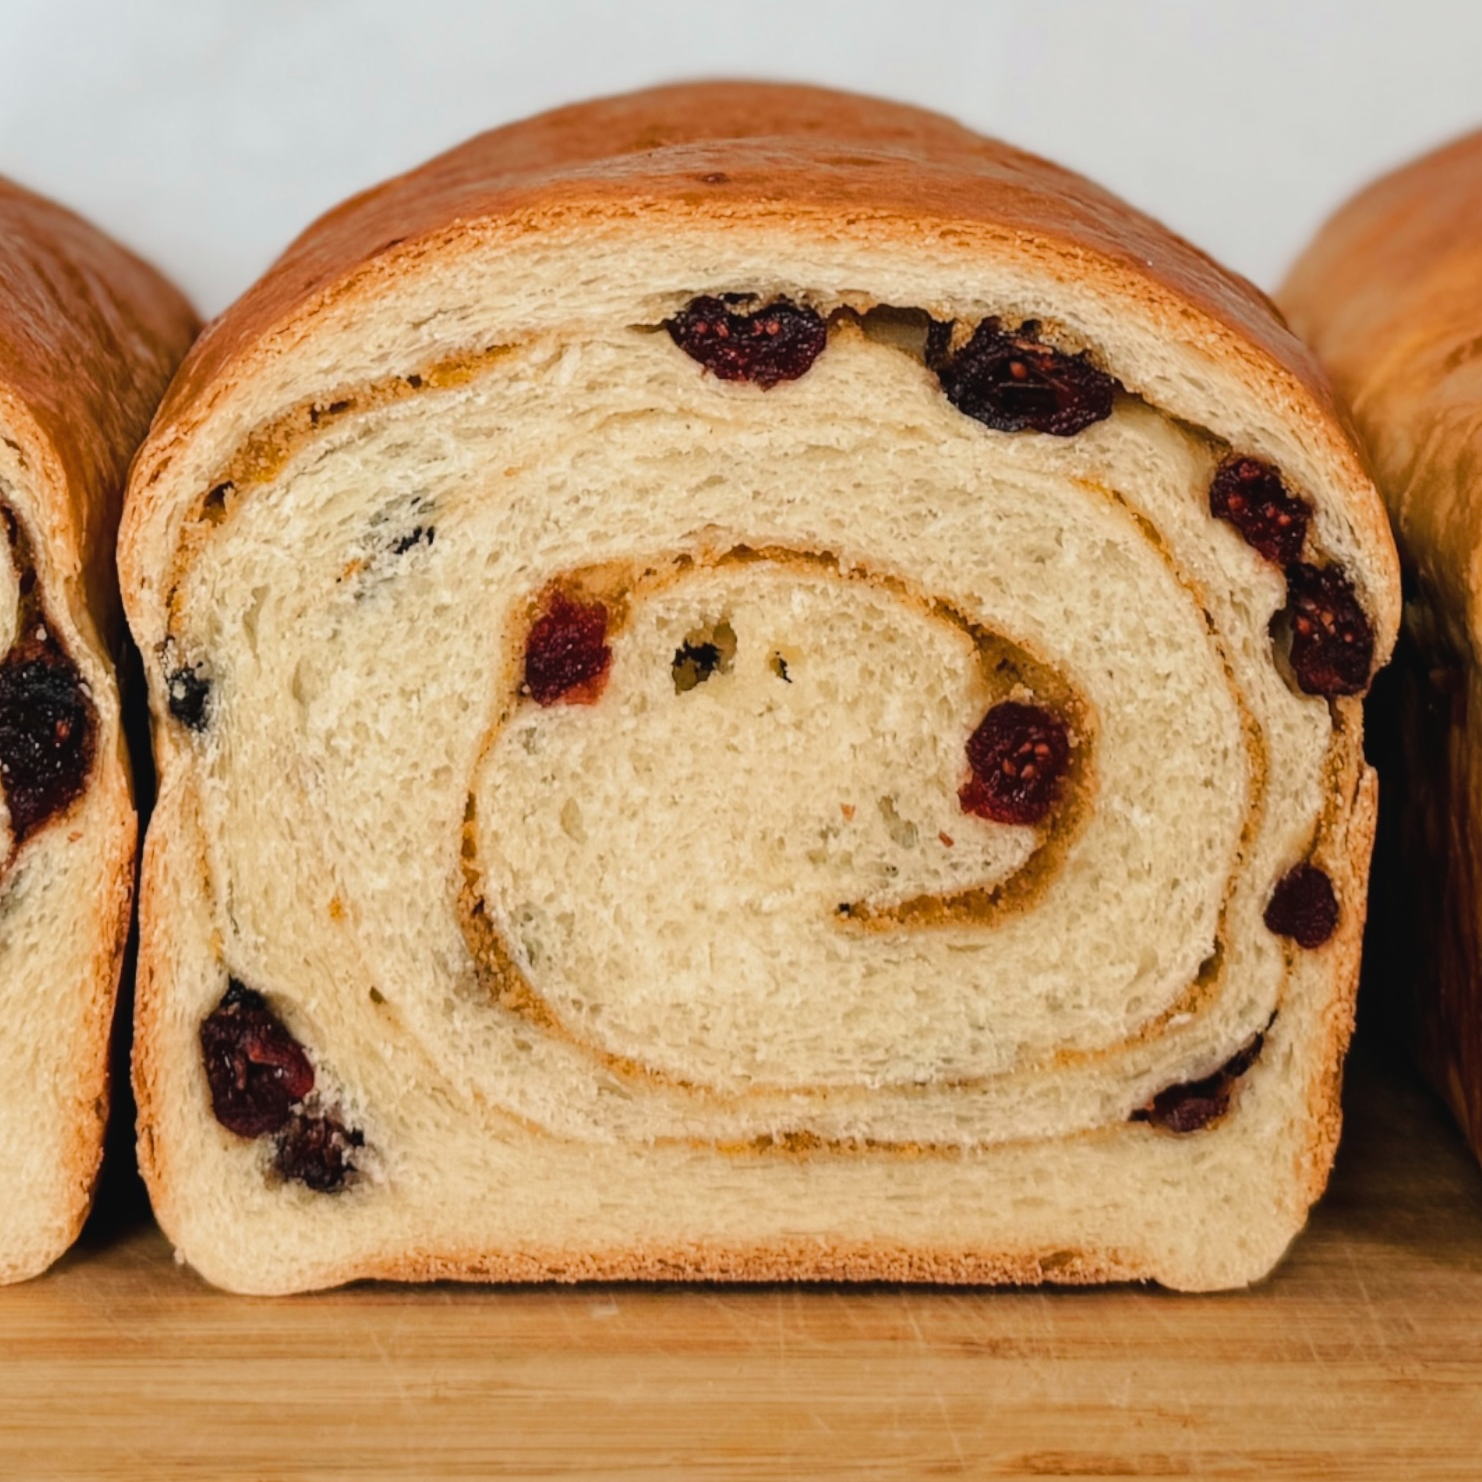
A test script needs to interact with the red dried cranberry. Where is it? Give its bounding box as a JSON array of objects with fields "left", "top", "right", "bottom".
[
  {"left": 200, "top": 982, "right": 315, "bottom": 1139},
  {"left": 1134, "top": 1034, "right": 1265, "bottom": 1133},
  {"left": 523, "top": 590, "right": 612, "bottom": 706},
  {"left": 1264, "top": 863, "right": 1339, "bottom": 948},
  {"left": 927, "top": 318, "right": 1118, "bottom": 436},
  {"left": 1279, "top": 563, "right": 1374, "bottom": 696},
  {"left": 1209, "top": 456, "right": 1310, "bottom": 566},
  {"left": 273, "top": 1110, "right": 362, "bottom": 1192},
  {"left": 0, "top": 632, "right": 97, "bottom": 842},
  {"left": 166, "top": 663, "right": 211, "bottom": 731},
  {"left": 959, "top": 701, "right": 1070, "bottom": 826},
  {"left": 1142, "top": 1082, "right": 1229, "bottom": 1134},
  {"left": 665, "top": 296, "right": 828, "bottom": 388}
]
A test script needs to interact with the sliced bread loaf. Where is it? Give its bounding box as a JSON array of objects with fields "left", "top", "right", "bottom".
[
  {"left": 0, "top": 178, "right": 196, "bottom": 1282},
  {"left": 121, "top": 83, "right": 1397, "bottom": 1293}
]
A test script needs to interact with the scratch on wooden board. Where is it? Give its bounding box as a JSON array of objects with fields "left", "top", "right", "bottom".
[
  {"left": 904, "top": 1295, "right": 929, "bottom": 1353},
  {"left": 1344, "top": 1242, "right": 1391, "bottom": 1355},
  {"left": 934, "top": 1392, "right": 967, "bottom": 1470}
]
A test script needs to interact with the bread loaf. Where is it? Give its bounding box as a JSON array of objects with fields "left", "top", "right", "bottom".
[
  {"left": 120, "top": 83, "right": 1398, "bottom": 1294},
  {"left": 1284, "top": 130, "right": 1482, "bottom": 1172},
  {"left": 0, "top": 178, "right": 195, "bottom": 1282}
]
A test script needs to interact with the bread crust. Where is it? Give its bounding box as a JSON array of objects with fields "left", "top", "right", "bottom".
[
  {"left": 122, "top": 83, "right": 1396, "bottom": 1291},
  {"left": 122, "top": 83, "right": 1397, "bottom": 639},
  {"left": 1284, "top": 129, "right": 1482, "bottom": 1170},
  {"left": 0, "top": 177, "right": 196, "bottom": 1283}
]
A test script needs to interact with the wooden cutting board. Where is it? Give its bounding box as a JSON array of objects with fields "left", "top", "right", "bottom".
[{"left": 4, "top": 1045, "right": 1481, "bottom": 1481}]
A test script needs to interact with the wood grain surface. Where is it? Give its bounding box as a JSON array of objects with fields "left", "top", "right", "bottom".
[{"left": 3, "top": 1042, "right": 1480, "bottom": 1482}]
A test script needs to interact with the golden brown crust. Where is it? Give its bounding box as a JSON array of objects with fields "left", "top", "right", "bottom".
[
  {"left": 1283, "top": 131, "right": 1482, "bottom": 1172},
  {"left": 0, "top": 177, "right": 197, "bottom": 1282},
  {"left": 0, "top": 177, "right": 198, "bottom": 647},
  {"left": 1299, "top": 740, "right": 1376, "bottom": 1207},
  {"left": 151, "top": 83, "right": 1336, "bottom": 442},
  {"left": 129, "top": 818, "right": 170, "bottom": 1234},
  {"left": 129, "top": 83, "right": 1396, "bottom": 650},
  {"left": 298, "top": 1237, "right": 1143, "bottom": 1293}
]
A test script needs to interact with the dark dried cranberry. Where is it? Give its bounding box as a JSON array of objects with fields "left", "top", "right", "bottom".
[
  {"left": 665, "top": 296, "right": 828, "bottom": 388},
  {"left": 672, "top": 619, "right": 737, "bottom": 693},
  {"left": 1264, "top": 863, "right": 1339, "bottom": 948},
  {"left": 1141, "top": 1082, "right": 1229, "bottom": 1134},
  {"left": 0, "top": 632, "right": 97, "bottom": 841},
  {"left": 1279, "top": 562, "right": 1374, "bottom": 696},
  {"left": 1134, "top": 1034, "right": 1265, "bottom": 1133},
  {"left": 166, "top": 664, "right": 212, "bottom": 731},
  {"left": 273, "top": 1111, "right": 362, "bottom": 1192},
  {"left": 674, "top": 641, "right": 722, "bottom": 690},
  {"left": 927, "top": 318, "right": 1118, "bottom": 435},
  {"left": 1209, "top": 456, "right": 1310, "bottom": 566},
  {"left": 523, "top": 590, "right": 612, "bottom": 706},
  {"left": 200, "top": 981, "right": 315, "bottom": 1139},
  {"left": 390, "top": 524, "right": 435, "bottom": 555},
  {"left": 959, "top": 701, "right": 1070, "bottom": 826}
]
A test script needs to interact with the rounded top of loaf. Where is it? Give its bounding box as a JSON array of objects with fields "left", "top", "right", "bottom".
[
  {"left": 1283, "top": 127, "right": 1482, "bottom": 648},
  {"left": 156, "top": 82, "right": 1335, "bottom": 427},
  {"left": 0, "top": 174, "right": 197, "bottom": 642},
  {"left": 1283, "top": 126, "right": 1482, "bottom": 375},
  {"left": 126, "top": 81, "right": 1398, "bottom": 652},
  {"left": 0, "top": 177, "right": 197, "bottom": 491}
]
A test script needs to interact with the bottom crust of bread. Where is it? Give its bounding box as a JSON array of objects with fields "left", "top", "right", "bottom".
[
  {"left": 341, "top": 1241, "right": 1142, "bottom": 1289},
  {"left": 135, "top": 768, "right": 1371, "bottom": 1298}
]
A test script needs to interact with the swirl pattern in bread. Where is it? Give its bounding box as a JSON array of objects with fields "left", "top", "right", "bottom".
[{"left": 120, "top": 84, "right": 1398, "bottom": 1293}]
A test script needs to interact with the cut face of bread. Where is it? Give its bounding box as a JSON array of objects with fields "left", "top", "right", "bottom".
[
  {"left": 121, "top": 84, "right": 1398, "bottom": 1294},
  {"left": 0, "top": 179, "right": 196, "bottom": 1283}
]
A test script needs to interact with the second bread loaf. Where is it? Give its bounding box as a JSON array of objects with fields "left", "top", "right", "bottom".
[
  {"left": 1284, "top": 129, "right": 1482, "bottom": 1173},
  {"left": 0, "top": 178, "right": 196, "bottom": 1282}
]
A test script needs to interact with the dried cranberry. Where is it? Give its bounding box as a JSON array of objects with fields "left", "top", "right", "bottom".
[
  {"left": 1141, "top": 1081, "right": 1229, "bottom": 1134},
  {"left": 200, "top": 982, "right": 315, "bottom": 1139},
  {"left": 166, "top": 663, "right": 212, "bottom": 731},
  {"left": 0, "top": 632, "right": 97, "bottom": 841},
  {"left": 1279, "top": 562, "right": 1374, "bottom": 696},
  {"left": 672, "top": 619, "right": 737, "bottom": 693},
  {"left": 674, "top": 640, "right": 722, "bottom": 690},
  {"left": 927, "top": 318, "right": 1118, "bottom": 435},
  {"left": 1264, "top": 863, "right": 1339, "bottom": 949},
  {"left": 665, "top": 296, "right": 828, "bottom": 388},
  {"left": 390, "top": 524, "right": 434, "bottom": 555},
  {"left": 273, "top": 1111, "right": 362, "bottom": 1192},
  {"left": 1209, "top": 456, "right": 1310, "bottom": 566},
  {"left": 523, "top": 590, "right": 612, "bottom": 706},
  {"left": 959, "top": 701, "right": 1070, "bottom": 826},
  {"left": 1134, "top": 1034, "right": 1265, "bottom": 1133}
]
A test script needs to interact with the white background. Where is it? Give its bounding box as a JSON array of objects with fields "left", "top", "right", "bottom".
[{"left": 2, "top": 0, "right": 1480, "bottom": 318}]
